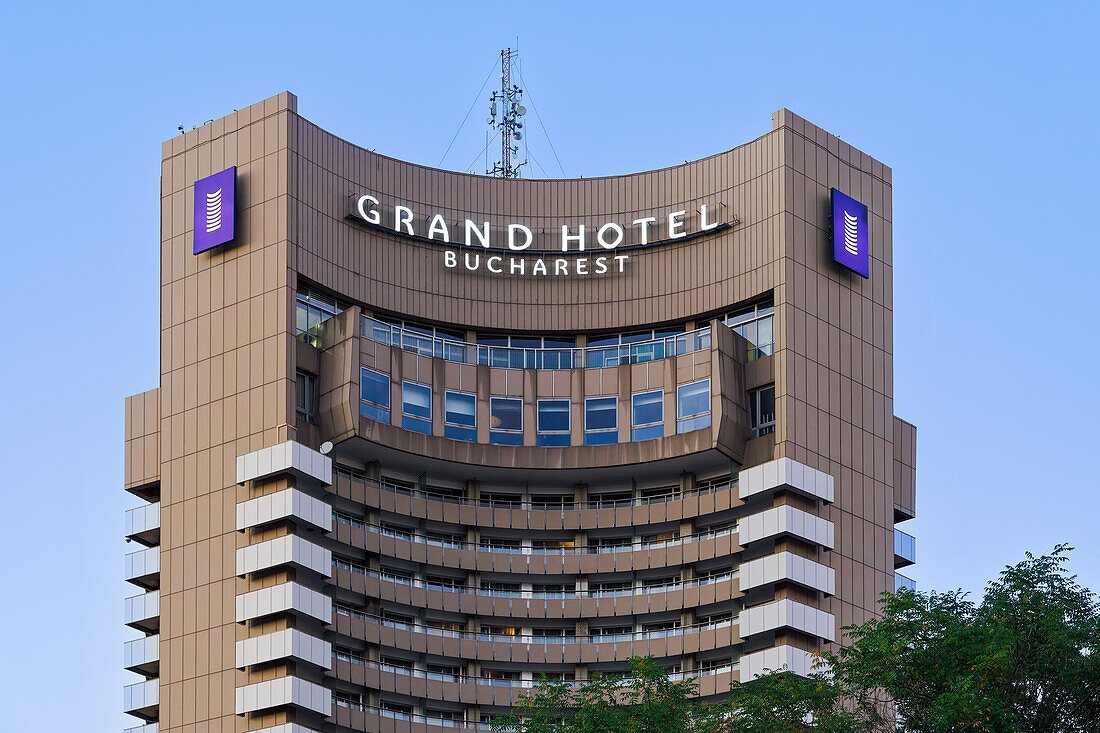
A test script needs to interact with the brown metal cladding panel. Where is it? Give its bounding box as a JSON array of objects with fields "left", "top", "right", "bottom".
[
  {"left": 615, "top": 595, "right": 633, "bottom": 616},
  {"left": 425, "top": 679, "right": 445, "bottom": 701},
  {"left": 458, "top": 592, "right": 477, "bottom": 615},
  {"left": 591, "top": 508, "right": 611, "bottom": 529},
  {"left": 698, "top": 492, "right": 716, "bottom": 515},
  {"left": 475, "top": 595, "right": 495, "bottom": 616},
  {"left": 633, "top": 639, "right": 653, "bottom": 658},
  {"left": 665, "top": 633, "right": 684, "bottom": 657},
  {"left": 649, "top": 546, "right": 668, "bottom": 568},
  {"left": 627, "top": 505, "right": 647, "bottom": 526},
  {"left": 648, "top": 502, "right": 667, "bottom": 524},
  {"left": 583, "top": 642, "right": 603, "bottom": 663},
  {"left": 364, "top": 482, "right": 380, "bottom": 508},
  {"left": 474, "top": 550, "right": 494, "bottom": 573},
  {"left": 364, "top": 666, "right": 381, "bottom": 689},
  {"left": 393, "top": 492, "right": 411, "bottom": 516},
  {"left": 714, "top": 488, "right": 733, "bottom": 512},
  {"left": 410, "top": 497, "right": 428, "bottom": 518},
  {"left": 683, "top": 586, "right": 700, "bottom": 608},
  {"left": 580, "top": 597, "right": 598, "bottom": 619},
  {"left": 544, "top": 512, "right": 563, "bottom": 531},
  {"left": 684, "top": 629, "right": 702, "bottom": 654},
  {"left": 682, "top": 541, "right": 700, "bottom": 565},
  {"left": 715, "top": 624, "right": 734, "bottom": 647},
  {"left": 425, "top": 499, "right": 444, "bottom": 522},
  {"left": 597, "top": 553, "right": 616, "bottom": 574},
  {"left": 681, "top": 495, "right": 699, "bottom": 517},
  {"left": 476, "top": 506, "right": 493, "bottom": 525},
  {"left": 666, "top": 500, "right": 683, "bottom": 522},
  {"left": 666, "top": 544, "right": 684, "bottom": 566},
  {"left": 459, "top": 682, "right": 478, "bottom": 705},
  {"left": 493, "top": 507, "right": 511, "bottom": 526},
  {"left": 563, "top": 643, "right": 581, "bottom": 664},
  {"left": 459, "top": 638, "right": 477, "bottom": 658},
  {"left": 527, "top": 554, "right": 546, "bottom": 575},
  {"left": 560, "top": 555, "right": 580, "bottom": 575},
  {"left": 492, "top": 641, "right": 513, "bottom": 662},
  {"left": 442, "top": 547, "right": 461, "bottom": 568},
  {"left": 579, "top": 553, "right": 598, "bottom": 575},
  {"left": 458, "top": 504, "right": 476, "bottom": 525},
  {"left": 562, "top": 510, "right": 581, "bottom": 530},
  {"left": 442, "top": 635, "right": 462, "bottom": 658},
  {"left": 425, "top": 634, "right": 445, "bottom": 656},
  {"left": 697, "top": 582, "right": 717, "bottom": 606},
  {"left": 390, "top": 627, "right": 411, "bottom": 651},
  {"left": 407, "top": 586, "right": 426, "bottom": 608},
  {"left": 379, "top": 535, "right": 397, "bottom": 557}
]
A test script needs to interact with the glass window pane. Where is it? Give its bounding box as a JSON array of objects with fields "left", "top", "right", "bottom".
[
  {"left": 445, "top": 391, "right": 476, "bottom": 427},
  {"left": 676, "top": 413, "right": 711, "bottom": 434},
  {"left": 632, "top": 423, "right": 664, "bottom": 441},
  {"left": 490, "top": 431, "right": 523, "bottom": 446},
  {"left": 585, "top": 397, "right": 617, "bottom": 432},
  {"left": 361, "top": 367, "right": 390, "bottom": 408},
  {"left": 537, "top": 433, "right": 570, "bottom": 447},
  {"left": 631, "top": 390, "right": 663, "bottom": 427},
  {"left": 677, "top": 379, "right": 710, "bottom": 419},
  {"left": 587, "top": 334, "right": 619, "bottom": 348},
  {"left": 490, "top": 398, "right": 522, "bottom": 432},
  {"left": 537, "top": 400, "right": 570, "bottom": 433},
  {"left": 402, "top": 382, "right": 431, "bottom": 419},
  {"left": 758, "top": 386, "right": 775, "bottom": 424}
]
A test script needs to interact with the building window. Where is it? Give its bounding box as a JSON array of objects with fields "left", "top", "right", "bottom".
[
  {"left": 402, "top": 381, "right": 432, "bottom": 434},
  {"left": 631, "top": 390, "right": 664, "bottom": 441},
  {"left": 295, "top": 371, "right": 318, "bottom": 423},
  {"left": 360, "top": 367, "right": 390, "bottom": 422},
  {"left": 749, "top": 385, "right": 776, "bottom": 437},
  {"left": 444, "top": 390, "right": 476, "bottom": 442},
  {"left": 537, "top": 399, "right": 570, "bottom": 447},
  {"left": 489, "top": 397, "right": 523, "bottom": 446},
  {"left": 676, "top": 379, "right": 711, "bottom": 433},
  {"left": 725, "top": 302, "right": 775, "bottom": 361},
  {"left": 584, "top": 396, "right": 618, "bottom": 446},
  {"left": 586, "top": 327, "right": 691, "bottom": 368},
  {"left": 295, "top": 288, "right": 344, "bottom": 347}
]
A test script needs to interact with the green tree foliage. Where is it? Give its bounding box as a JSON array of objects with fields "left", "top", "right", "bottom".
[
  {"left": 826, "top": 544, "right": 1100, "bottom": 732},
  {"left": 492, "top": 547, "right": 1100, "bottom": 733}
]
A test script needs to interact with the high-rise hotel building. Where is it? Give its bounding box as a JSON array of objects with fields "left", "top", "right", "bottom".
[{"left": 123, "top": 92, "right": 917, "bottom": 733}]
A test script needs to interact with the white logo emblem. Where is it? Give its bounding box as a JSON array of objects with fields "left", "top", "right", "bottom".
[
  {"left": 843, "top": 210, "right": 860, "bottom": 256},
  {"left": 205, "top": 188, "right": 223, "bottom": 233}
]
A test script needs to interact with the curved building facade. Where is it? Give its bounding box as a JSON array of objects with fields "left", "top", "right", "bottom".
[{"left": 122, "top": 92, "right": 917, "bottom": 733}]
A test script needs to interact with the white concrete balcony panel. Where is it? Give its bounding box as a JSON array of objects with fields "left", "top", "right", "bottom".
[
  {"left": 236, "top": 628, "right": 331, "bottom": 670},
  {"left": 740, "top": 644, "right": 822, "bottom": 679},
  {"left": 740, "top": 551, "right": 836, "bottom": 595},
  {"left": 739, "top": 457, "right": 834, "bottom": 503},
  {"left": 235, "top": 535, "right": 331, "bottom": 578},
  {"left": 739, "top": 505, "right": 834, "bottom": 549},
  {"left": 740, "top": 598, "right": 835, "bottom": 642},
  {"left": 237, "top": 488, "right": 332, "bottom": 532},
  {"left": 236, "top": 441, "right": 332, "bottom": 487},
  {"left": 236, "top": 582, "right": 332, "bottom": 624},
  {"left": 235, "top": 676, "right": 331, "bottom": 716}
]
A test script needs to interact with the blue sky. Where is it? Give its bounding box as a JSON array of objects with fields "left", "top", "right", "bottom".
[{"left": 0, "top": 2, "right": 1097, "bottom": 730}]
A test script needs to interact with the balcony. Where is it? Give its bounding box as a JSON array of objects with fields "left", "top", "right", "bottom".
[
  {"left": 124, "top": 547, "right": 160, "bottom": 590},
  {"left": 895, "top": 572, "right": 916, "bottom": 592},
  {"left": 362, "top": 315, "right": 712, "bottom": 370},
  {"left": 894, "top": 529, "right": 916, "bottom": 568},
  {"left": 124, "top": 634, "right": 159, "bottom": 677},
  {"left": 125, "top": 503, "right": 160, "bottom": 547},
  {"left": 124, "top": 590, "right": 160, "bottom": 633},
  {"left": 123, "top": 678, "right": 159, "bottom": 721}
]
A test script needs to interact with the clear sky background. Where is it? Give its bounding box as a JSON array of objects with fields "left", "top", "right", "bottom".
[{"left": 0, "top": 2, "right": 1097, "bottom": 730}]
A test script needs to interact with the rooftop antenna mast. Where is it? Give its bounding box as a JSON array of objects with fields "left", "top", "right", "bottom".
[{"left": 486, "top": 48, "right": 527, "bottom": 177}]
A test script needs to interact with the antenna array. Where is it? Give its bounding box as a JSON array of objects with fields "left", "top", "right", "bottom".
[{"left": 486, "top": 48, "right": 527, "bottom": 178}]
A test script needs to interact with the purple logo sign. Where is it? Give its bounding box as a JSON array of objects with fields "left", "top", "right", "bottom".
[
  {"left": 193, "top": 167, "right": 236, "bottom": 254},
  {"left": 831, "top": 188, "right": 869, "bottom": 278}
]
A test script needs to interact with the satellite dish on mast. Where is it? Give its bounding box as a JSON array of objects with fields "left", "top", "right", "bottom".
[{"left": 516, "top": 105, "right": 527, "bottom": 116}]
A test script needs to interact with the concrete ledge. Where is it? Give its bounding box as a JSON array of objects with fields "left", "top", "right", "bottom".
[
  {"left": 236, "top": 488, "right": 332, "bottom": 532},
  {"left": 236, "top": 441, "right": 332, "bottom": 487},
  {"left": 740, "top": 598, "right": 835, "bottom": 642},
  {"left": 234, "top": 676, "right": 331, "bottom": 716},
  {"left": 739, "top": 457, "right": 834, "bottom": 503}
]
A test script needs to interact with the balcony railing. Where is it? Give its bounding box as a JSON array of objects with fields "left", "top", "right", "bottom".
[
  {"left": 894, "top": 572, "right": 916, "bottom": 592},
  {"left": 124, "top": 634, "right": 160, "bottom": 674},
  {"left": 333, "top": 560, "right": 737, "bottom": 600},
  {"left": 125, "top": 503, "right": 160, "bottom": 546},
  {"left": 123, "top": 724, "right": 158, "bottom": 733},
  {"left": 124, "top": 547, "right": 160, "bottom": 589},
  {"left": 124, "top": 590, "right": 160, "bottom": 632},
  {"left": 361, "top": 315, "right": 712, "bottom": 370},
  {"left": 894, "top": 529, "right": 916, "bottom": 567},
  {"left": 123, "top": 678, "right": 159, "bottom": 719},
  {"left": 332, "top": 652, "right": 737, "bottom": 686},
  {"left": 334, "top": 467, "right": 737, "bottom": 511},
  {"left": 334, "top": 512, "right": 736, "bottom": 554}
]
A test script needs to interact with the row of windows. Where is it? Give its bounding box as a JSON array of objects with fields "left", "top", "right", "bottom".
[{"left": 360, "top": 367, "right": 713, "bottom": 446}]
